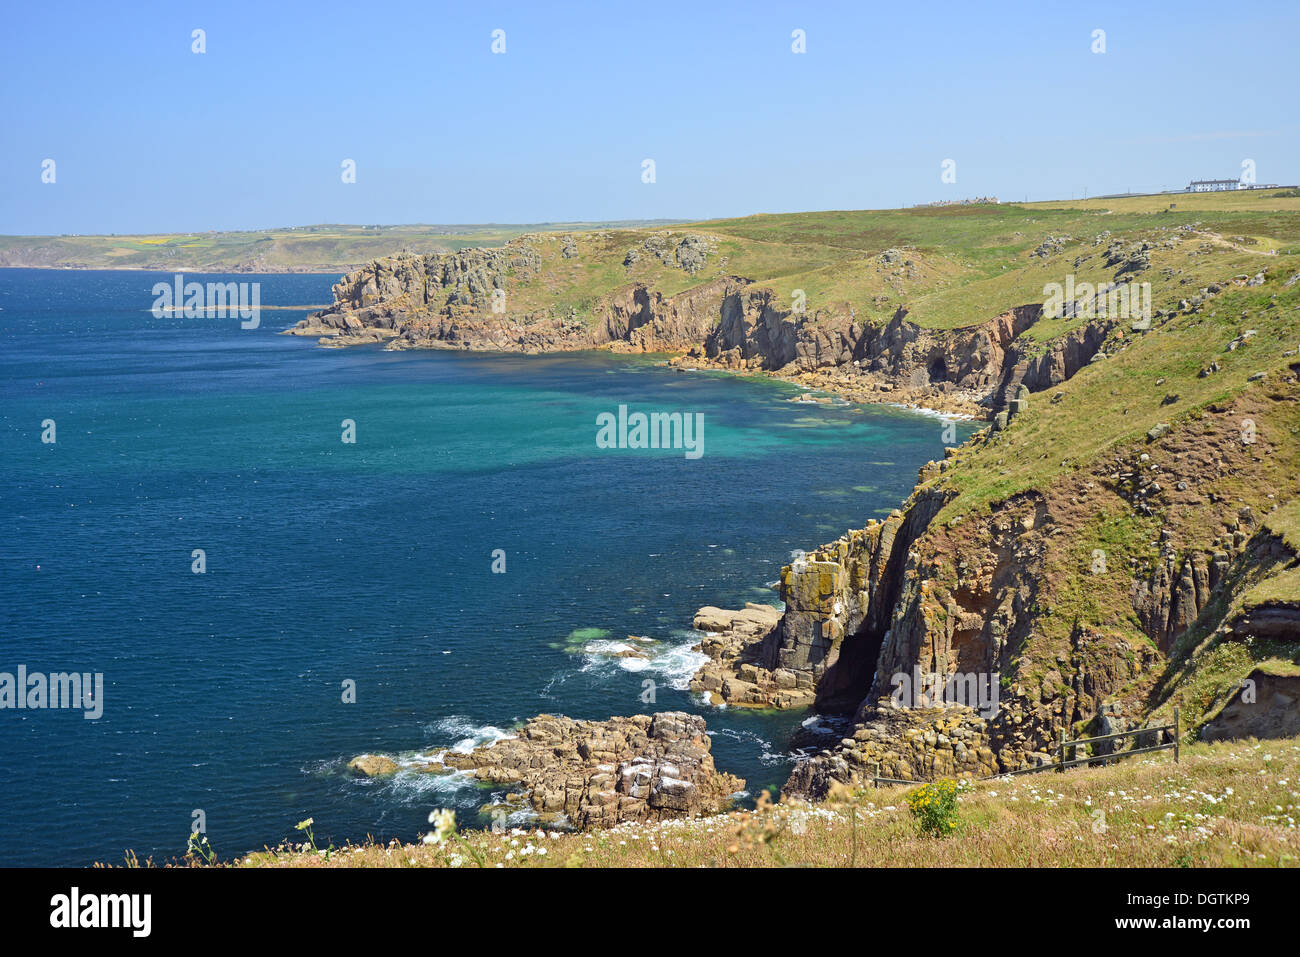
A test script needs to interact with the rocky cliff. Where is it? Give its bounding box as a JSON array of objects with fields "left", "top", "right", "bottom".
[
  {"left": 695, "top": 367, "right": 1300, "bottom": 798},
  {"left": 289, "top": 236, "right": 1113, "bottom": 419}
]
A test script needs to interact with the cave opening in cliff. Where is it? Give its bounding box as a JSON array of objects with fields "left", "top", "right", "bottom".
[{"left": 814, "top": 624, "right": 887, "bottom": 714}]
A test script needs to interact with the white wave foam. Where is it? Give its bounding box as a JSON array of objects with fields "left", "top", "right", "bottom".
[
  {"left": 425, "top": 716, "right": 515, "bottom": 753},
  {"left": 575, "top": 630, "right": 707, "bottom": 689},
  {"left": 584, "top": 639, "right": 640, "bottom": 656},
  {"left": 885, "top": 401, "right": 978, "bottom": 421},
  {"left": 385, "top": 765, "right": 478, "bottom": 799},
  {"left": 711, "top": 727, "right": 788, "bottom": 766},
  {"left": 645, "top": 640, "right": 709, "bottom": 690}
]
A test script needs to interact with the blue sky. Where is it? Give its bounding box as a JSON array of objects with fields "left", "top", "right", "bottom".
[{"left": 2, "top": 0, "right": 1297, "bottom": 234}]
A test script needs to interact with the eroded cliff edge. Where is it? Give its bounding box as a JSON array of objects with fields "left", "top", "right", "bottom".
[
  {"left": 694, "top": 356, "right": 1300, "bottom": 798},
  {"left": 287, "top": 236, "right": 1110, "bottom": 419}
]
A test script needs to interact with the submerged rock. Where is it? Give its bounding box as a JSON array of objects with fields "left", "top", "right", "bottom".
[{"left": 347, "top": 754, "right": 399, "bottom": 778}]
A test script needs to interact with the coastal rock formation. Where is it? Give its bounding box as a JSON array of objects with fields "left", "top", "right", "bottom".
[
  {"left": 708, "top": 380, "right": 1299, "bottom": 798},
  {"left": 673, "top": 304, "right": 1110, "bottom": 417},
  {"left": 290, "top": 243, "right": 1112, "bottom": 420},
  {"left": 431, "top": 712, "right": 743, "bottom": 828},
  {"left": 1202, "top": 669, "right": 1300, "bottom": 742},
  {"left": 785, "top": 706, "right": 999, "bottom": 798},
  {"left": 347, "top": 754, "right": 399, "bottom": 778},
  {"left": 688, "top": 604, "right": 816, "bottom": 708}
]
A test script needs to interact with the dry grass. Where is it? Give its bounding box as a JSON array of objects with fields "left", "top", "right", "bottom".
[{"left": 238, "top": 736, "right": 1300, "bottom": 869}]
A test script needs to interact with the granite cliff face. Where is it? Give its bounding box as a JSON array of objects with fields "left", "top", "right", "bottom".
[
  {"left": 695, "top": 376, "right": 1300, "bottom": 799},
  {"left": 290, "top": 240, "right": 1111, "bottom": 419}
]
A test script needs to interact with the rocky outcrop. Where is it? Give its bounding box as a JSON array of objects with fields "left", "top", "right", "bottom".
[
  {"left": 778, "top": 490, "right": 952, "bottom": 713},
  {"left": 427, "top": 712, "right": 742, "bottom": 829},
  {"left": 675, "top": 304, "right": 1110, "bottom": 416},
  {"left": 688, "top": 604, "right": 813, "bottom": 708},
  {"left": 1134, "top": 549, "right": 1221, "bottom": 654},
  {"left": 687, "top": 474, "right": 954, "bottom": 715},
  {"left": 347, "top": 754, "right": 398, "bottom": 778},
  {"left": 995, "top": 318, "right": 1112, "bottom": 410},
  {"left": 785, "top": 706, "right": 1000, "bottom": 798},
  {"left": 1202, "top": 669, "right": 1300, "bottom": 742},
  {"left": 292, "top": 244, "right": 1111, "bottom": 421},
  {"left": 602, "top": 277, "right": 770, "bottom": 356},
  {"left": 622, "top": 233, "right": 716, "bottom": 275}
]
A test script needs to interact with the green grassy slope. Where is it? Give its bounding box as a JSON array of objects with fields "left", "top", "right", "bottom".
[{"left": 390, "top": 190, "right": 1300, "bottom": 334}]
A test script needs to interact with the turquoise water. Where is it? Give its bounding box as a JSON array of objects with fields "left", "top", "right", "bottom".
[{"left": 0, "top": 269, "right": 968, "bottom": 866}]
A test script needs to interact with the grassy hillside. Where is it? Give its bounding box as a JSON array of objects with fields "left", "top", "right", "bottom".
[
  {"left": 9, "top": 192, "right": 1299, "bottom": 330},
  {"left": 305, "top": 189, "right": 1300, "bottom": 335}
]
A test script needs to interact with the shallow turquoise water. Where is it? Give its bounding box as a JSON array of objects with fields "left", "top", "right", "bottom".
[{"left": 0, "top": 269, "right": 970, "bottom": 866}]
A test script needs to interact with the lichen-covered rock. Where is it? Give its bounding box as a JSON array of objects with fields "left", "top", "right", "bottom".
[
  {"left": 785, "top": 705, "right": 998, "bottom": 799},
  {"left": 687, "top": 604, "right": 814, "bottom": 708},
  {"left": 431, "top": 712, "right": 742, "bottom": 829}
]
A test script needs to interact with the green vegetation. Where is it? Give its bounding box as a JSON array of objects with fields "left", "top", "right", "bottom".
[{"left": 905, "top": 778, "right": 963, "bottom": 836}]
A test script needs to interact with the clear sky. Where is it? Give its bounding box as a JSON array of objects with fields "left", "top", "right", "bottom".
[{"left": 3, "top": 0, "right": 1297, "bottom": 234}]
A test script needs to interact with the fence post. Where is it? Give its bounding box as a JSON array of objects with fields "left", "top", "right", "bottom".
[
  {"left": 1058, "top": 728, "right": 1066, "bottom": 773},
  {"left": 1173, "top": 707, "right": 1180, "bottom": 764}
]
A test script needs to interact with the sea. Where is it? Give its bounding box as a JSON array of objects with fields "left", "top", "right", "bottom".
[{"left": 0, "top": 269, "right": 971, "bottom": 866}]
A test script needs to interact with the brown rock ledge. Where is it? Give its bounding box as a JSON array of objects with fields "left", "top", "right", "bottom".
[
  {"left": 352, "top": 712, "right": 743, "bottom": 830},
  {"left": 688, "top": 603, "right": 817, "bottom": 709}
]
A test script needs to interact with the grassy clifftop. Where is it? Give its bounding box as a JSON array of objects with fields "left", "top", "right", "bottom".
[
  {"left": 239, "top": 735, "right": 1299, "bottom": 867},
  {"left": 456, "top": 189, "right": 1300, "bottom": 329}
]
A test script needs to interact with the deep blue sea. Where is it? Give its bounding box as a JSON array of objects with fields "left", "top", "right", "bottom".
[{"left": 0, "top": 269, "right": 968, "bottom": 866}]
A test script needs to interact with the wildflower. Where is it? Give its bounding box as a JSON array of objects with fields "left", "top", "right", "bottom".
[{"left": 423, "top": 808, "right": 457, "bottom": 846}]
